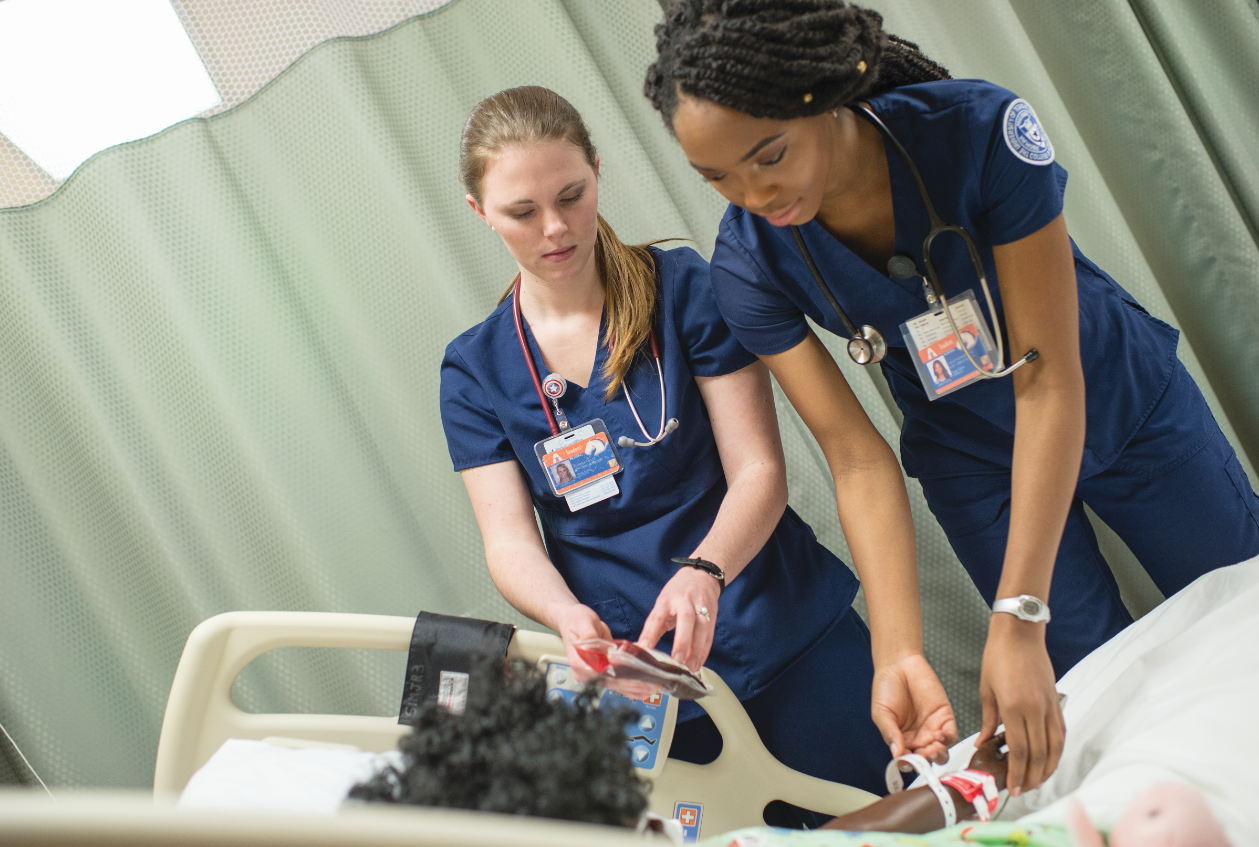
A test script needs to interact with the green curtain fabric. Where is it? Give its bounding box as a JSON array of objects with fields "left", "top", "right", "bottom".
[
  {"left": 1011, "top": 0, "right": 1259, "bottom": 472},
  {"left": 0, "top": 0, "right": 1255, "bottom": 791}
]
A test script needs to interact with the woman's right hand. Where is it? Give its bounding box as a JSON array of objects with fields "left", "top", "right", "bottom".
[
  {"left": 553, "top": 603, "right": 612, "bottom": 683},
  {"left": 871, "top": 652, "right": 958, "bottom": 763}
]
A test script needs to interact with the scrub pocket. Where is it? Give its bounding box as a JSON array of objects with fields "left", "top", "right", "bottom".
[{"left": 586, "top": 597, "right": 632, "bottom": 639}]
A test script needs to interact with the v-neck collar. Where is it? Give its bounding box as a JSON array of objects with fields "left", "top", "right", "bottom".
[
  {"left": 514, "top": 293, "right": 609, "bottom": 402},
  {"left": 784, "top": 102, "right": 938, "bottom": 310},
  {"left": 791, "top": 218, "right": 926, "bottom": 310}
]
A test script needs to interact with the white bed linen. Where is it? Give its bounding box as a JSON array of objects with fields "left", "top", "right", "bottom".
[
  {"left": 179, "top": 739, "right": 402, "bottom": 814},
  {"left": 986, "top": 555, "right": 1259, "bottom": 845}
]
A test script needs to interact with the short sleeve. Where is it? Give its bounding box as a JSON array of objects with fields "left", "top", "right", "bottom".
[
  {"left": 439, "top": 343, "right": 517, "bottom": 471},
  {"left": 975, "top": 92, "right": 1065, "bottom": 245},
  {"left": 710, "top": 219, "right": 810, "bottom": 356},
  {"left": 659, "top": 245, "right": 758, "bottom": 377}
]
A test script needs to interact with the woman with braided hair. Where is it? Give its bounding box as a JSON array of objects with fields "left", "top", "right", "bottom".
[{"left": 646, "top": 0, "right": 1259, "bottom": 799}]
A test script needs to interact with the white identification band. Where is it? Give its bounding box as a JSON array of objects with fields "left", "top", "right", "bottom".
[{"left": 885, "top": 753, "right": 955, "bottom": 828}]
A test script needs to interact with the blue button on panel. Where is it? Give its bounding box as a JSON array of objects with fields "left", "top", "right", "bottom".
[{"left": 543, "top": 662, "right": 670, "bottom": 771}]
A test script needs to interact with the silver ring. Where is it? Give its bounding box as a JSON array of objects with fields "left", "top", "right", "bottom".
[{"left": 696, "top": 606, "right": 710, "bottom": 622}]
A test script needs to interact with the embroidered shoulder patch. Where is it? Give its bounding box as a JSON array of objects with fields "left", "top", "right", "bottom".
[{"left": 1002, "top": 98, "right": 1054, "bottom": 165}]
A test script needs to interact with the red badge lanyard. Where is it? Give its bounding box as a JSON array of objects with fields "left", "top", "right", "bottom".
[
  {"left": 512, "top": 274, "right": 666, "bottom": 442},
  {"left": 512, "top": 274, "right": 561, "bottom": 436}
]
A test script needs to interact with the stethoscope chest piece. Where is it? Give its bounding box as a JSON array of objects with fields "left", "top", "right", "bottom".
[{"left": 848, "top": 327, "right": 887, "bottom": 365}]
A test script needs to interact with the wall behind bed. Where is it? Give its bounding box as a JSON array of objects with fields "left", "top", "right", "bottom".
[{"left": 1, "top": 0, "right": 1256, "bottom": 789}]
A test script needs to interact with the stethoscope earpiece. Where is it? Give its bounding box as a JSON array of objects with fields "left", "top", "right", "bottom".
[{"left": 619, "top": 418, "right": 680, "bottom": 449}]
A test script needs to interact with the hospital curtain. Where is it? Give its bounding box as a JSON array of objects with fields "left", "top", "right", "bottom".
[{"left": 1, "top": 0, "right": 1256, "bottom": 791}]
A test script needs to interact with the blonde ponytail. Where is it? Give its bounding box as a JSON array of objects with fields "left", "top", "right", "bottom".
[{"left": 462, "top": 86, "right": 671, "bottom": 401}]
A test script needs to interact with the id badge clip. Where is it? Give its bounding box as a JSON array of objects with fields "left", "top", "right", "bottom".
[
  {"left": 900, "top": 289, "right": 999, "bottom": 401},
  {"left": 534, "top": 418, "right": 623, "bottom": 511}
]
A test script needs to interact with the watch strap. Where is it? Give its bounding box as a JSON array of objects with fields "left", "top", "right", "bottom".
[
  {"left": 671, "top": 557, "right": 725, "bottom": 594},
  {"left": 992, "top": 594, "right": 1051, "bottom": 623}
]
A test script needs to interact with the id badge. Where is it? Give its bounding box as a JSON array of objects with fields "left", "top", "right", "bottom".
[
  {"left": 534, "top": 419, "right": 623, "bottom": 511},
  {"left": 900, "top": 289, "right": 998, "bottom": 400}
]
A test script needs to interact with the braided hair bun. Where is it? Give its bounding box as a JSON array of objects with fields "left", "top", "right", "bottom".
[{"left": 645, "top": 0, "right": 950, "bottom": 128}]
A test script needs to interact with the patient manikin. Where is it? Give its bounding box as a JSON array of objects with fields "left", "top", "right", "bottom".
[
  {"left": 347, "top": 659, "right": 1234, "bottom": 846},
  {"left": 1068, "top": 784, "right": 1231, "bottom": 847}
]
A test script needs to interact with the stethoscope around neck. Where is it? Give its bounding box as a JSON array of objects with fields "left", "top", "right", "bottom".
[
  {"left": 789, "top": 103, "right": 1037, "bottom": 377},
  {"left": 512, "top": 274, "right": 678, "bottom": 447}
]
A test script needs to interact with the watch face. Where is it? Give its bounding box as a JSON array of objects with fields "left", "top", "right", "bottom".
[{"left": 1019, "top": 598, "right": 1042, "bottom": 618}]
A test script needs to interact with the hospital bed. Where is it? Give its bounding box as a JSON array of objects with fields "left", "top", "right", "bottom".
[
  {"left": 152, "top": 610, "right": 878, "bottom": 837},
  {"left": 5, "top": 559, "right": 1259, "bottom": 845}
]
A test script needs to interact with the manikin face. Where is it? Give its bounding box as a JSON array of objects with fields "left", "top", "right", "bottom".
[
  {"left": 670, "top": 94, "right": 838, "bottom": 228},
  {"left": 1068, "top": 785, "right": 1231, "bottom": 847},
  {"left": 467, "top": 140, "right": 600, "bottom": 287}
]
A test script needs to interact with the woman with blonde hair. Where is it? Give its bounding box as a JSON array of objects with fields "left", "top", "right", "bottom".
[{"left": 439, "top": 86, "right": 955, "bottom": 819}]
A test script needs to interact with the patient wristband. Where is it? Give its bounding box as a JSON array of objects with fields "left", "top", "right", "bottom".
[
  {"left": 939, "top": 769, "right": 1000, "bottom": 822},
  {"left": 885, "top": 753, "right": 956, "bottom": 828}
]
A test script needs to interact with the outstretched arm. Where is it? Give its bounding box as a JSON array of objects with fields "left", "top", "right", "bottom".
[
  {"left": 762, "top": 331, "right": 956, "bottom": 762},
  {"left": 638, "top": 360, "right": 788, "bottom": 670},
  {"left": 821, "top": 734, "right": 1009, "bottom": 832},
  {"left": 977, "top": 212, "right": 1078, "bottom": 795},
  {"left": 461, "top": 461, "right": 609, "bottom": 679}
]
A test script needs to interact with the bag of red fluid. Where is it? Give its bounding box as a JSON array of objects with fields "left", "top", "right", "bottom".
[{"left": 574, "top": 638, "right": 714, "bottom": 700}]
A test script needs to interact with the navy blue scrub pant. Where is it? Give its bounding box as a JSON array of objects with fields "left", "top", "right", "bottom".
[
  {"left": 920, "top": 362, "right": 1259, "bottom": 677},
  {"left": 667, "top": 607, "right": 891, "bottom": 826}
]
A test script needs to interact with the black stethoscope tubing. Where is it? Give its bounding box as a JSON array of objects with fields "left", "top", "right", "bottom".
[{"left": 790, "top": 103, "right": 1037, "bottom": 376}]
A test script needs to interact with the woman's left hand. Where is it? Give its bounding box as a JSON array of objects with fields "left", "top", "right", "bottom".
[
  {"left": 637, "top": 566, "right": 721, "bottom": 671},
  {"left": 872, "top": 652, "right": 959, "bottom": 763}
]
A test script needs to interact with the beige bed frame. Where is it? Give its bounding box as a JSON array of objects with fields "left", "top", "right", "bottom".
[{"left": 146, "top": 611, "right": 876, "bottom": 839}]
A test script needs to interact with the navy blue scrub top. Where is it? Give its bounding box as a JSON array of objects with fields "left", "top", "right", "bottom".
[
  {"left": 710, "top": 80, "right": 1181, "bottom": 482},
  {"left": 440, "top": 245, "right": 859, "bottom": 706}
]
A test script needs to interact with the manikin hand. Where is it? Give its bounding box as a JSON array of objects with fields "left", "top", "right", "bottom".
[
  {"left": 1067, "top": 783, "right": 1232, "bottom": 847},
  {"left": 872, "top": 652, "right": 958, "bottom": 763},
  {"left": 977, "top": 617, "right": 1064, "bottom": 796},
  {"left": 637, "top": 567, "right": 721, "bottom": 672}
]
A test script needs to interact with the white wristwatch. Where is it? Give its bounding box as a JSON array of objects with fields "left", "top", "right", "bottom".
[{"left": 992, "top": 594, "right": 1051, "bottom": 623}]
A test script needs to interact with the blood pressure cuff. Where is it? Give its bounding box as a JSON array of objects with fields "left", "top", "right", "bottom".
[{"left": 397, "top": 612, "right": 516, "bottom": 725}]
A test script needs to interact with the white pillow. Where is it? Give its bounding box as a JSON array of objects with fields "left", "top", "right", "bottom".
[{"left": 179, "top": 738, "right": 403, "bottom": 814}]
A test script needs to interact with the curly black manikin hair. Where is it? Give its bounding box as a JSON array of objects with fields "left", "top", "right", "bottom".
[
  {"left": 644, "top": 0, "right": 951, "bottom": 130},
  {"left": 349, "top": 659, "right": 649, "bottom": 827}
]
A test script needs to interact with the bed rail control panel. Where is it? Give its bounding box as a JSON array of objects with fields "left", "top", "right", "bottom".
[{"left": 539, "top": 658, "right": 678, "bottom": 778}]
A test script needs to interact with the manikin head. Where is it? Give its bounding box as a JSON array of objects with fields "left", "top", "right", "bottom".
[{"left": 1067, "top": 783, "right": 1231, "bottom": 847}]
